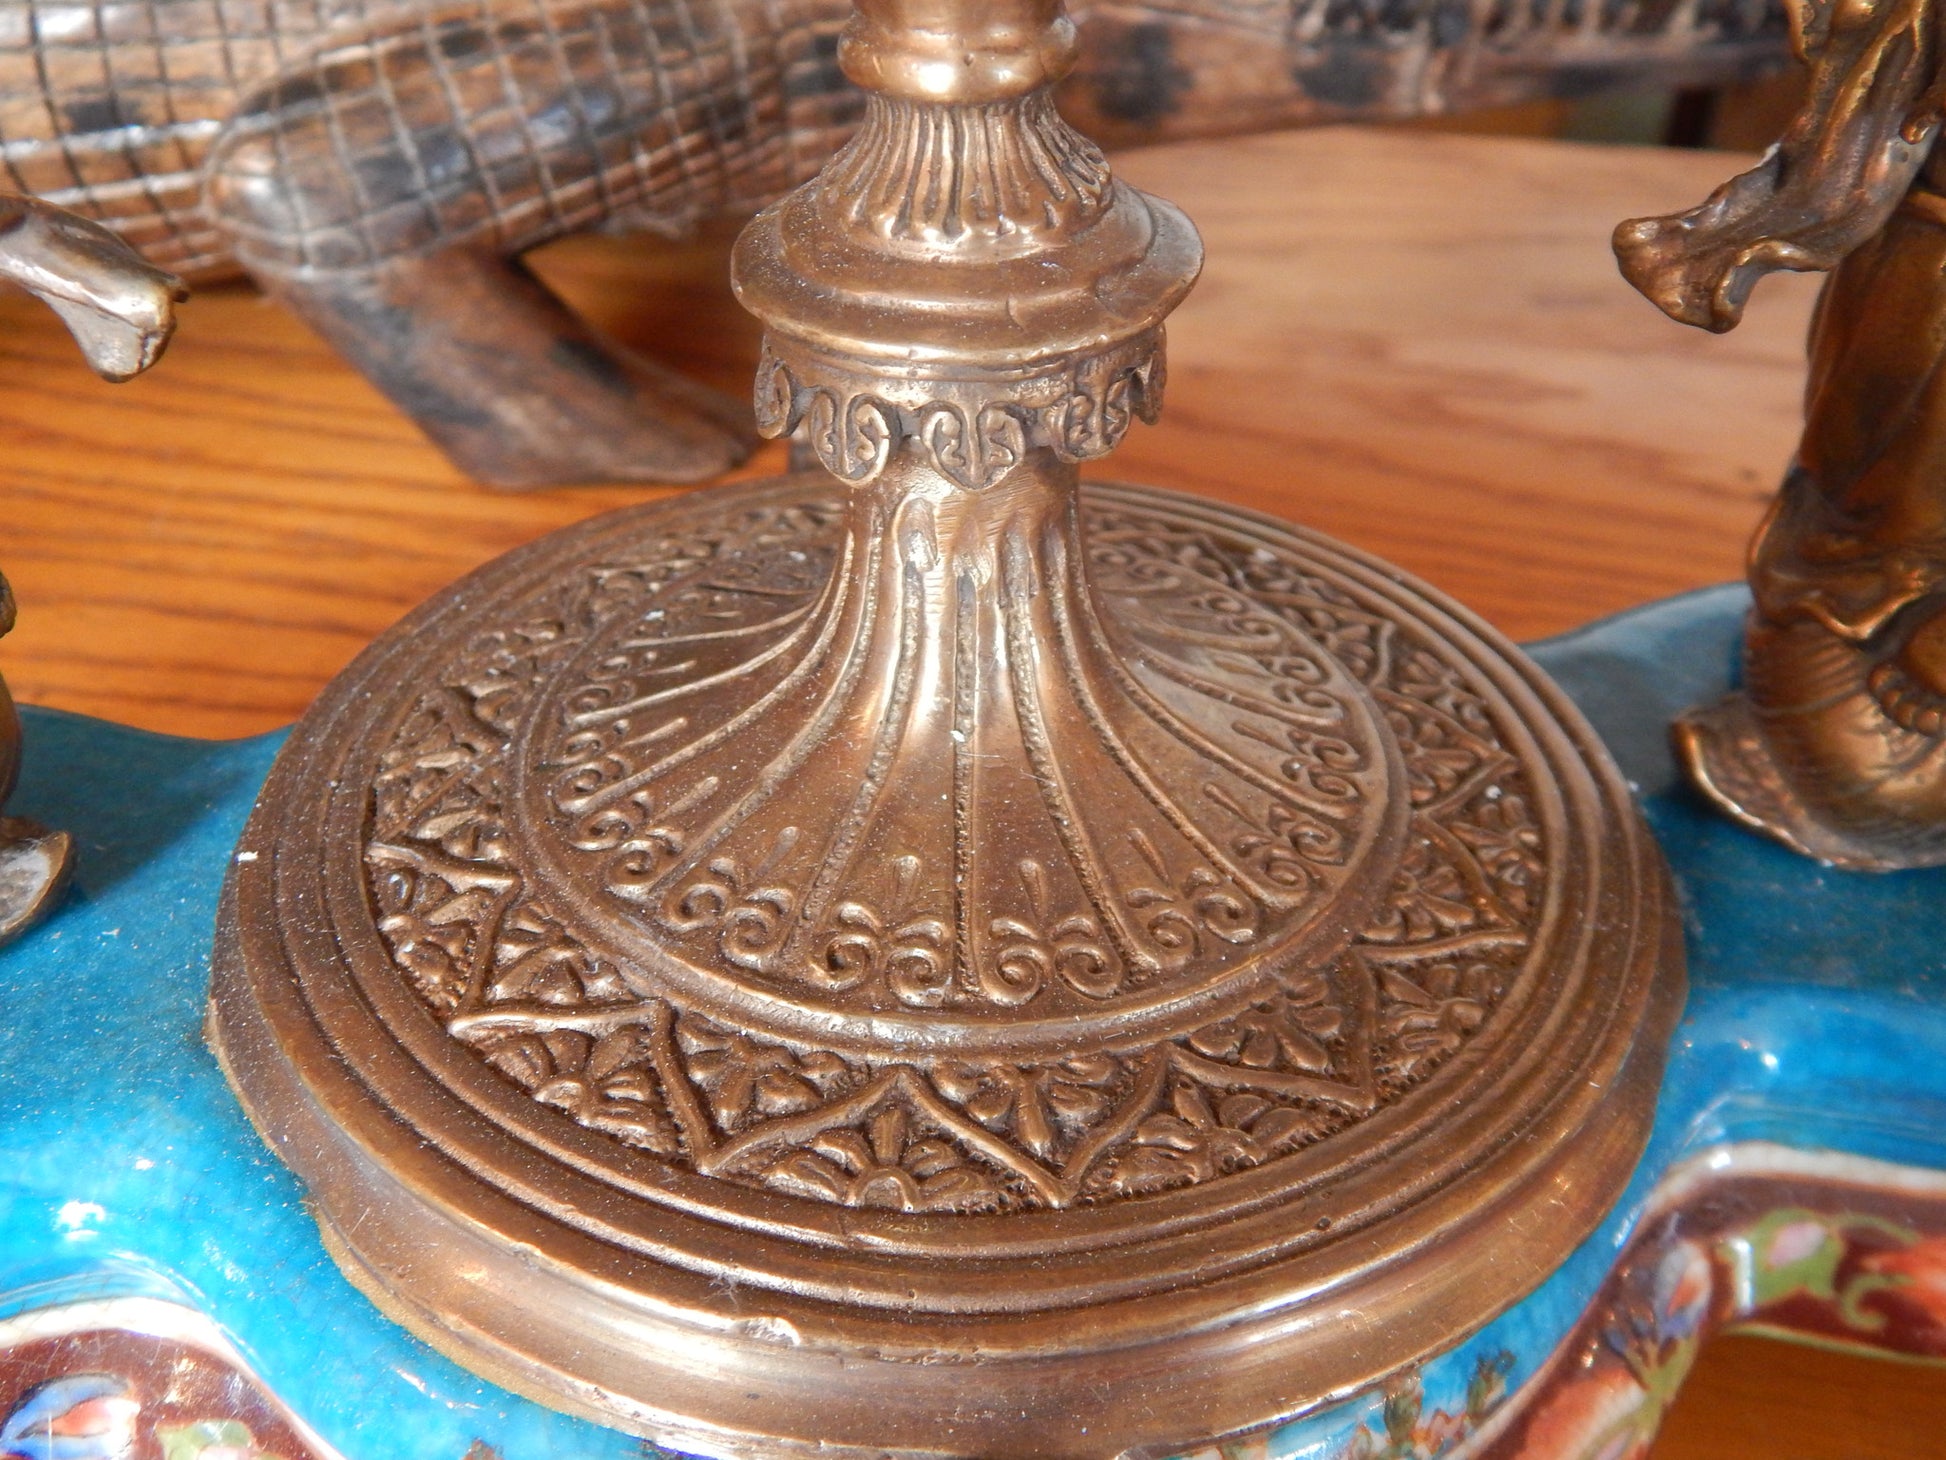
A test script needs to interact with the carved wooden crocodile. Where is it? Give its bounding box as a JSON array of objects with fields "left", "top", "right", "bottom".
[{"left": 0, "top": 0, "right": 1788, "bottom": 485}]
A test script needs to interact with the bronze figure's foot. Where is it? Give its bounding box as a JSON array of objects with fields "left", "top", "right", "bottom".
[
  {"left": 0, "top": 816, "right": 74, "bottom": 947},
  {"left": 1677, "top": 608, "right": 1946, "bottom": 871},
  {"left": 1672, "top": 690, "right": 1902, "bottom": 868},
  {"left": 1869, "top": 597, "right": 1946, "bottom": 735}
]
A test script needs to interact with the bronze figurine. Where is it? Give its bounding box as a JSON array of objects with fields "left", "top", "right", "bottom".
[
  {"left": 210, "top": 0, "right": 1682, "bottom": 1453},
  {"left": 0, "top": 190, "right": 182, "bottom": 944},
  {"left": 3, "top": 0, "right": 1789, "bottom": 486},
  {"left": 1616, "top": 0, "right": 1946, "bottom": 869}
]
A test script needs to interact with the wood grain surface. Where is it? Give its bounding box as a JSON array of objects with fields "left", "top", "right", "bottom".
[{"left": 1, "top": 125, "right": 1940, "bottom": 1453}]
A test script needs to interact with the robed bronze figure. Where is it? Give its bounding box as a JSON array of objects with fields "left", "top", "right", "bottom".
[
  {"left": 0, "top": 570, "right": 68, "bottom": 947},
  {"left": 1618, "top": 0, "right": 1946, "bottom": 869}
]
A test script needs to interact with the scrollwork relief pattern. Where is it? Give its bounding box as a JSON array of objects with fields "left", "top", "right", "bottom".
[
  {"left": 754, "top": 336, "right": 1166, "bottom": 489},
  {"left": 363, "top": 498, "right": 1545, "bottom": 1212}
]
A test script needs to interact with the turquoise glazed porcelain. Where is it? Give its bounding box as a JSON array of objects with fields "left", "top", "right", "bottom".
[{"left": 1, "top": 584, "right": 1942, "bottom": 1460}]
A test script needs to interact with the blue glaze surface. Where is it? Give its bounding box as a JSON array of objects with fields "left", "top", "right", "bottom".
[
  {"left": 0, "top": 584, "right": 1941, "bottom": 1460},
  {"left": 1537, "top": 585, "right": 1946, "bottom": 1170},
  {"left": 0, "top": 714, "right": 631, "bottom": 1459}
]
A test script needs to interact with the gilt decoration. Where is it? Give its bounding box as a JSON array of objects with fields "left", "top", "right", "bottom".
[{"left": 360, "top": 488, "right": 1549, "bottom": 1215}]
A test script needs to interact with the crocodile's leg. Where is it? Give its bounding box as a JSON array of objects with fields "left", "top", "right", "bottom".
[
  {"left": 203, "top": 0, "right": 828, "bottom": 488},
  {"left": 265, "top": 244, "right": 753, "bottom": 488}
]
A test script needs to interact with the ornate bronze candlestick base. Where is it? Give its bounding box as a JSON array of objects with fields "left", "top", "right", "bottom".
[{"left": 210, "top": 4, "right": 1682, "bottom": 1455}]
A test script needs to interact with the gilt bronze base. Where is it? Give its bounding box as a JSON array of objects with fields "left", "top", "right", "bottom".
[{"left": 208, "top": 475, "right": 1681, "bottom": 1459}]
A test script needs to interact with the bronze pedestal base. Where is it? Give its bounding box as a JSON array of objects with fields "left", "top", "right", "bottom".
[{"left": 211, "top": 476, "right": 1681, "bottom": 1460}]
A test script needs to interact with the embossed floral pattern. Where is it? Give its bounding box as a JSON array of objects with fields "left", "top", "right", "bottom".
[
  {"left": 1102, "top": 1081, "right": 1330, "bottom": 1194},
  {"left": 470, "top": 1025, "right": 678, "bottom": 1154},
  {"left": 933, "top": 1056, "right": 1121, "bottom": 1161},
  {"left": 1364, "top": 838, "right": 1479, "bottom": 945},
  {"left": 678, "top": 1018, "right": 852, "bottom": 1134},
  {"left": 764, "top": 1105, "right": 1004, "bottom": 1213},
  {"left": 1187, "top": 974, "right": 1343, "bottom": 1074},
  {"left": 1373, "top": 960, "right": 1491, "bottom": 1081},
  {"left": 1455, "top": 790, "right": 1545, "bottom": 914}
]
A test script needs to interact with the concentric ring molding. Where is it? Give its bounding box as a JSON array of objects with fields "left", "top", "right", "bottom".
[{"left": 211, "top": 477, "right": 1682, "bottom": 1460}]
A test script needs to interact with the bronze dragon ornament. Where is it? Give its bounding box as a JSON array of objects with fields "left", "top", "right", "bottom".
[
  {"left": 1, "top": 0, "right": 1790, "bottom": 487},
  {"left": 0, "top": 190, "right": 183, "bottom": 942},
  {"left": 1617, "top": 0, "right": 1946, "bottom": 867}
]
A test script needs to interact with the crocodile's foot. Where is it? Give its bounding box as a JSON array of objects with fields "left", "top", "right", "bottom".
[
  {"left": 0, "top": 192, "right": 186, "bottom": 380},
  {"left": 0, "top": 816, "right": 73, "bottom": 946}
]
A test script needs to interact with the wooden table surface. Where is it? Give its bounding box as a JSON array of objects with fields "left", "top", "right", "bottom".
[{"left": 2, "top": 125, "right": 1940, "bottom": 1454}]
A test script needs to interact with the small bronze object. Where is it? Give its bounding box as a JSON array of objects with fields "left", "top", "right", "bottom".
[
  {"left": 0, "top": 190, "right": 181, "bottom": 945},
  {"left": 0, "top": 572, "right": 70, "bottom": 947},
  {"left": 3, "top": 0, "right": 1788, "bottom": 487},
  {"left": 1616, "top": 0, "right": 1946, "bottom": 869},
  {"left": 0, "top": 191, "right": 182, "bottom": 380},
  {"left": 211, "top": 2, "right": 1683, "bottom": 1453}
]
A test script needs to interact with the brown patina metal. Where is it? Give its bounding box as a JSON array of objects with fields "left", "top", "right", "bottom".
[
  {"left": 1617, "top": 0, "right": 1946, "bottom": 869},
  {"left": 210, "top": 4, "right": 1684, "bottom": 1453}
]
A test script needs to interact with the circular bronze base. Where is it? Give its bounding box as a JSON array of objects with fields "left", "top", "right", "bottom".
[{"left": 211, "top": 477, "right": 1682, "bottom": 1459}]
